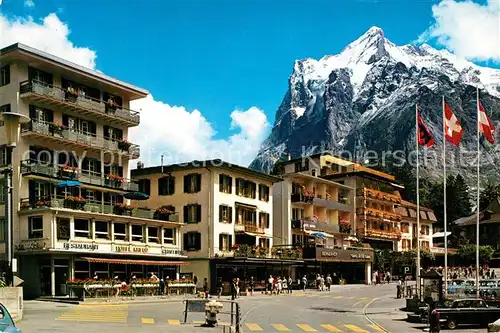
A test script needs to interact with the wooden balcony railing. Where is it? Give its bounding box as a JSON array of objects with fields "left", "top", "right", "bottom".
[
  {"left": 235, "top": 221, "right": 266, "bottom": 234},
  {"left": 358, "top": 227, "right": 402, "bottom": 240},
  {"left": 358, "top": 207, "right": 402, "bottom": 221},
  {"left": 19, "top": 79, "right": 140, "bottom": 125},
  {"left": 358, "top": 188, "right": 401, "bottom": 204}
]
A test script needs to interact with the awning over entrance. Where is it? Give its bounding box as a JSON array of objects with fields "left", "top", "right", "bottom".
[
  {"left": 244, "top": 232, "right": 271, "bottom": 238},
  {"left": 81, "top": 257, "right": 188, "bottom": 266},
  {"left": 304, "top": 229, "right": 334, "bottom": 238}
]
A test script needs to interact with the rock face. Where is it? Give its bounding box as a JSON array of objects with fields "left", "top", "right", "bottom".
[{"left": 250, "top": 27, "right": 500, "bottom": 181}]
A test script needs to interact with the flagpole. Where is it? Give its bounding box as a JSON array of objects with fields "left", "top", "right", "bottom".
[
  {"left": 416, "top": 103, "right": 421, "bottom": 299},
  {"left": 476, "top": 87, "right": 481, "bottom": 297},
  {"left": 442, "top": 96, "right": 448, "bottom": 298}
]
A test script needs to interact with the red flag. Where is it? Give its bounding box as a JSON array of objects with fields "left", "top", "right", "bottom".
[
  {"left": 444, "top": 103, "right": 463, "bottom": 146},
  {"left": 479, "top": 102, "right": 495, "bottom": 144},
  {"left": 418, "top": 112, "right": 435, "bottom": 147}
]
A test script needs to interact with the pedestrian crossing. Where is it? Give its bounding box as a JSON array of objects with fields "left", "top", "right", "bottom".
[
  {"left": 56, "top": 304, "right": 128, "bottom": 323},
  {"left": 242, "top": 323, "right": 386, "bottom": 332}
]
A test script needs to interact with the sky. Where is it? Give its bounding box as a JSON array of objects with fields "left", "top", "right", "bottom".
[{"left": 0, "top": 0, "right": 499, "bottom": 167}]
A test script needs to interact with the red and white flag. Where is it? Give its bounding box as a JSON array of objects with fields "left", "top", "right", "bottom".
[
  {"left": 444, "top": 103, "right": 463, "bottom": 146},
  {"left": 479, "top": 102, "right": 495, "bottom": 144}
]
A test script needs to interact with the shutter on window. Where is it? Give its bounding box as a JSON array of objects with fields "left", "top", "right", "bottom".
[
  {"left": 183, "top": 233, "right": 188, "bottom": 250},
  {"left": 158, "top": 178, "right": 164, "bottom": 195},
  {"left": 229, "top": 235, "right": 233, "bottom": 249},
  {"left": 219, "top": 205, "right": 223, "bottom": 222},
  {"left": 219, "top": 234, "right": 223, "bottom": 249},
  {"left": 118, "top": 166, "right": 123, "bottom": 177},
  {"left": 266, "top": 213, "right": 270, "bottom": 228},
  {"left": 89, "top": 121, "right": 97, "bottom": 135},
  {"left": 28, "top": 180, "right": 36, "bottom": 205},
  {"left": 252, "top": 183, "right": 256, "bottom": 199},
  {"left": 145, "top": 179, "right": 151, "bottom": 195},
  {"left": 103, "top": 126, "right": 109, "bottom": 138},
  {"left": 29, "top": 105, "right": 36, "bottom": 119},
  {"left": 196, "top": 174, "right": 201, "bottom": 192},
  {"left": 229, "top": 207, "right": 233, "bottom": 223},
  {"left": 169, "top": 177, "right": 175, "bottom": 194},
  {"left": 228, "top": 176, "right": 232, "bottom": 194},
  {"left": 47, "top": 109, "right": 54, "bottom": 123},
  {"left": 184, "top": 175, "right": 189, "bottom": 193},
  {"left": 195, "top": 233, "right": 201, "bottom": 250},
  {"left": 62, "top": 114, "right": 69, "bottom": 127},
  {"left": 197, "top": 205, "right": 201, "bottom": 222},
  {"left": 183, "top": 206, "right": 188, "bottom": 223},
  {"left": 219, "top": 174, "right": 223, "bottom": 192}
]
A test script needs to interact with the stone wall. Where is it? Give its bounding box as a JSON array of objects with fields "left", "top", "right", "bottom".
[{"left": 0, "top": 287, "right": 23, "bottom": 320}]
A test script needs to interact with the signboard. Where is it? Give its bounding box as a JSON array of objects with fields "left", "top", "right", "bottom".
[
  {"left": 114, "top": 245, "right": 148, "bottom": 254},
  {"left": 315, "top": 247, "right": 373, "bottom": 262},
  {"left": 63, "top": 243, "right": 99, "bottom": 251},
  {"left": 162, "top": 248, "right": 184, "bottom": 255},
  {"left": 186, "top": 300, "right": 208, "bottom": 312},
  {"left": 15, "top": 241, "right": 47, "bottom": 251},
  {"left": 51, "top": 241, "right": 185, "bottom": 257},
  {"left": 403, "top": 266, "right": 411, "bottom": 276}
]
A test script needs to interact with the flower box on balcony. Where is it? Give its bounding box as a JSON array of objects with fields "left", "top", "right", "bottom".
[
  {"left": 65, "top": 87, "right": 78, "bottom": 102},
  {"left": 49, "top": 122, "right": 65, "bottom": 136},
  {"left": 154, "top": 205, "right": 175, "bottom": 221},
  {"left": 36, "top": 200, "right": 51, "bottom": 208},
  {"left": 117, "top": 139, "right": 132, "bottom": 152},
  {"left": 106, "top": 173, "right": 124, "bottom": 187},
  {"left": 64, "top": 196, "right": 86, "bottom": 210},
  {"left": 113, "top": 203, "right": 134, "bottom": 216}
]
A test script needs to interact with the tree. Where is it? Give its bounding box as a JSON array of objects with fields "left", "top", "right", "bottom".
[
  {"left": 457, "top": 244, "right": 494, "bottom": 265},
  {"left": 480, "top": 182, "right": 499, "bottom": 210}
]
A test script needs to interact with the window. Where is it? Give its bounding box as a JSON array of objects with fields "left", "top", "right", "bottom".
[
  {"left": 28, "top": 67, "right": 53, "bottom": 85},
  {"left": 0, "top": 104, "right": 11, "bottom": 114},
  {"left": 235, "top": 206, "right": 256, "bottom": 224},
  {"left": 184, "top": 204, "right": 201, "bottom": 223},
  {"left": 131, "top": 225, "right": 144, "bottom": 242},
  {"left": 81, "top": 158, "right": 100, "bottom": 175},
  {"left": 56, "top": 218, "right": 70, "bottom": 240},
  {"left": 258, "top": 184, "right": 270, "bottom": 201},
  {"left": 158, "top": 176, "right": 175, "bottom": 195},
  {"left": 294, "top": 159, "right": 309, "bottom": 172},
  {"left": 0, "top": 218, "right": 5, "bottom": 242},
  {"left": 218, "top": 233, "right": 232, "bottom": 251},
  {"left": 74, "top": 219, "right": 90, "bottom": 238},
  {"left": 0, "top": 179, "right": 5, "bottom": 203},
  {"left": 138, "top": 179, "right": 151, "bottom": 195},
  {"left": 184, "top": 173, "right": 201, "bottom": 193},
  {"left": 401, "top": 223, "right": 410, "bottom": 233},
  {"left": 103, "top": 126, "right": 123, "bottom": 141},
  {"left": 0, "top": 146, "right": 11, "bottom": 166},
  {"left": 28, "top": 216, "right": 43, "bottom": 239},
  {"left": 114, "top": 223, "right": 127, "bottom": 241},
  {"left": 235, "top": 178, "right": 256, "bottom": 198},
  {"left": 219, "top": 205, "right": 233, "bottom": 223},
  {"left": 259, "top": 238, "right": 270, "bottom": 248},
  {"left": 0, "top": 65, "right": 9, "bottom": 86},
  {"left": 104, "top": 192, "right": 122, "bottom": 205},
  {"left": 292, "top": 234, "right": 304, "bottom": 246},
  {"left": 148, "top": 227, "right": 159, "bottom": 243},
  {"left": 183, "top": 232, "right": 201, "bottom": 251},
  {"left": 259, "top": 212, "right": 270, "bottom": 229},
  {"left": 28, "top": 105, "right": 53, "bottom": 122},
  {"left": 163, "top": 228, "right": 176, "bottom": 245},
  {"left": 292, "top": 208, "right": 304, "bottom": 220},
  {"left": 95, "top": 221, "right": 109, "bottom": 239},
  {"left": 219, "top": 174, "right": 232, "bottom": 194},
  {"left": 62, "top": 114, "right": 96, "bottom": 135}
]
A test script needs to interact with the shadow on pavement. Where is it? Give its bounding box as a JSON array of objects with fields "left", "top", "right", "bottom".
[{"left": 309, "top": 307, "right": 354, "bottom": 313}]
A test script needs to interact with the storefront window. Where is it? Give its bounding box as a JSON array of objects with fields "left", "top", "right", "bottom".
[
  {"left": 74, "top": 260, "right": 90, "bottom": 279},
  {"left": 148, "top": 227, "right": 159, "bottom": 243},
  {"left": 131, "top": 225, "right": 144, "bottom": 242},
  {"left": 28, "top": 216, "right": 43, "bottom": 239},
  {"left": 95, "top": 221, "right": 109, "bottom": 239},
  {"left": 57, "top": 218, "right": 70, "bottom": 240},
  {"left": 114, "top": 223, "right": 127, "bottom": 241},
  {"left": 74, "top": 219, "right": 90, "bottom": 238},
  {"left": 163, "top": 228, "right": 176, "bottom": 245}
]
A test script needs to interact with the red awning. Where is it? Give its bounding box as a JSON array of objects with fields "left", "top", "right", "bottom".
[{"left": 81, "top": 257, "right": 188, "bottom": 266}]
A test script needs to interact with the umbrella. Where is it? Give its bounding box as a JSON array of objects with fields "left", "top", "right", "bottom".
[
  {"left": 123, "top": 191, "right": 150, "bottom": 200},
  {"left": 56, "top": 180, "right": 81, "bottom": 188},
  {"left": 311, "top": 232, "right": 328, "bottom": 240}
]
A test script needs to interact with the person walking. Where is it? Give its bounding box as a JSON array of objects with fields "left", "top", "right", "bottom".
[
  {"left": 302, "top": 275, "right": 307, "bottom": 291},
  {"left": 277, "top": 277, "right": 283, "bottom": 294},
  {"left": 326, "top": 274, "right": 332, "bottom": 291},
  {"left": 282, "top": 277, "right": 288, "bottom": 293},
  {"left": 216, "top": 277, "right": 223, "bottom": 298},
  {"left": 203, "top": 278, "right": 209, "bottom": 299},
  {"left": 231, "top": 278, "right": 237, "bottom": 300},
  {"left": 249, "top": 276, "right": 255, "bottom": 296},
  {"left": 267, "top": 275, "right": 273, "bottom": 295},
  {"left": 316, "top": 274, "right": 321, "bottom": 291},
  {"left": 372, "top": 270, "right": 377, "bottom": 285},
  {"left": 288, "top": 276, "right": 293, "bottom": 294},
  {"left": 235, "top": 278, "right": 240, "bottom": 298}
]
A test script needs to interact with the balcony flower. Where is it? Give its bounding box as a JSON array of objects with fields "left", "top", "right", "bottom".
[
  {"left": 67, "top": 86, "right": 78, "bottom": 95},
  {"left": 154, "top": 205, "right": 175, "bottom": 221},
  {"left": 117, "top": 139, "right": 132, "bottom": 151},
  {"left": 36, "top": 200, "right": 51, "bottom": 207},
  {"left": 107, "top": 173, "right": 124, "bottom": 183},
  {"left": 20, "top": 202, "right": 31, "bottom": 209},
  {"left": 60, "top": 164, "right": 78, "bottom": 173},
  {"left": 49, "top": 122, "right": 65, "bottom": 134},
  {"left": 64, "top": 196, "right": 86, "bottom": 203},
  {"left": 113, "top": 202, "right": 135, "bottom": 216}
]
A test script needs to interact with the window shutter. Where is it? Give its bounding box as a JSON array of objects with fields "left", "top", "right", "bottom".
[
  {"left": 168, "top": 177, "right": 175, "bottom": 194},
  {"left": 145, "top": 179, "right": 151, "bottom": 195},
  {"left": 158, "top": 178, "right": 164, "bottom": 195},
  {"left": 219, "top": 234, "right": 223, "bottom": 249},
  {"left": 266, "top": 213, "right": 270, "bottom": 228},
  {"left": 229, "top": 207, "right": 233, "bottom": 223},
  {"left": 184, "top": 175, "right": 190, "bottom": 193},
  {"left": 103, "top": 126, "right": 109, "bottom": 138},
  {"left": 219, "top": 174, "right": 223, "bottom": 192},
  {"left": 28, "top": 180, "right": 36, "bottom": 204},
  {"left": 219, "top": 205, "right": 223, "bottom": 222},
  {"left": 183, "top": 233, "right": 188, "bottom": 250},
  {"left": 252, "top": 183, "right": 256, "bottom": 198},
  {"left": 89, "top": 121, "right": 97, "bottom": 135},
  {"left": 197, "top": 205, "right": 202, "bottom": 222},
  {"left": 196, "top": 174, "right": 201, "bottom": 192},
  {"left": 195, "top": 233, "right": 201, "bottom": 250},
  {"left": 117, "top": 166, "right": 124, "bottom": 177},
  {"left": 29, "top": 105, "right": 36, "bottom": 120},
  {"left": 62, "top": 114, "right": 69, "bottom": 127},
  {"left": 183, "top": 206, "right": 188, "bottom": 223},
  {"left": 228, "top": 176, "right": 232, "bottom": 194},
  {"left": 116, "top": 128, "right": 123, "bottom": 140},
  {"left": 229, "top": 235, "right": 233, "bottom": 249}
]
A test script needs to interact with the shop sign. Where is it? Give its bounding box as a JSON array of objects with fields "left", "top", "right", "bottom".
[
  {"left": 162, "top": 248, "right": 183, "bottom": 255},
  {"left": 15, "top": 241, "right": 47, "bottom": 251},
  {"left": 316, "top": 247, "right": 373, "bottom": 262},
  {"left": 63, "top": 243, "right": 99, "bottom": 251},
  {"left": 113, "top": 245, "right": 148, "bottom": 254}
]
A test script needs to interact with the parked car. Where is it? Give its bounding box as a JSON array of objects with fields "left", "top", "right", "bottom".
[
  {"left": 431, "top": 298, "right": 500, "bottom": 329},
  {"left": 447, "top": 279, "right": 465, "bottom": 295},
  {"left": 463, "top": 279, "right": 477, "bottom": 295},
  {"left": 483, "top": 280, "right": 500, "bottom": 300},
  {"left": 0, "top": 303, "right": 21, "bottom": 333}
]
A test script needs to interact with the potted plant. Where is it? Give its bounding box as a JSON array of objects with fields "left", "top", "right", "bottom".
[
  {"left": 339, "top": 219, "right": 351, "bottom": 233},
  {"left": 66, "top": 86, "right": 78, "bottom": 102},
  {"left": 60, "top": 164, "right": 78, "bottom": 174},
  {"left": 106, "top": 173, "right": 125, "bottom": 187},
  {"left": 64, "top": 196, "right": 86, "bottom": 210},
  {"left": 20, "top": 202, "right": 31, "bottom": 210},
  {"left": 105, "top": 97, "right": 117, "bottom": 114},
  {"left": 154, "top": 205, "right": 175, "bottom": 221},
  {"left": 117, "top": 139, "right": 132, "bottom": 152},
  {"left": 49, "top": 122, "right": 65, "bottom": 136},
  {"left": 36, "top": 199, "right": 51, "bottom": 208},
  {"left": 114, "top": 203, "right": 134, "bottom": 216}
]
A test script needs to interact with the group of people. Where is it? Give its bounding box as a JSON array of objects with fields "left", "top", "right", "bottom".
[
  {"left": 267, "top": 275, "right": 293, "bottom": 294},
  {"left": 430, "top": 265, "right": 498, "bottom": 280},
  {"left": 313, "top": 274, "right": 333, "bottom": 291},
  {"left": 372, "top": 270, "right": 391, "bottom": 285}
]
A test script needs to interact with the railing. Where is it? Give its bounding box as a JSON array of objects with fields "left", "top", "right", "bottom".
[
  {"left": 234, "top": 222, "right": 266, "bottom": 234},
  {"left": 19, "top": 80, "right": 140, "bottom": 124},
  {"left": 19, "top": 197, "right": 180, "bottom": 222},
  {"left": 233, "top": 244, "right": 271, "bottom": 258},
  {"left": 358, "top": 207, "right": 402, "bottom": 221},
  {"left": 359, "top": 227, "right": 402, "bottom": 240},
  {"left": 21, "top": 160, "right": 139, "bottom": 191},
  {"left": 271, "top": 245, "right": 303, "bottom": 259},
  {"left": 320, "top": 164, "right": 396, "bottom": 181},
  {"left": 21, "top": 120, "right": 140, "bottom": 158},
  {"left": 358, "top": 188, "right": 402, "bottom": 204},
  {"left": 291, "top": 193, "right": 314, "bottom": 204},
  {"left": 292, "top": 219, "right": 345, "bottom": 234}
]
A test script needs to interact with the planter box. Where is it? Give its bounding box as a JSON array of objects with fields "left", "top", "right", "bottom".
[{"left": 0, "top": 287, "right": 23, "bottom": 321}]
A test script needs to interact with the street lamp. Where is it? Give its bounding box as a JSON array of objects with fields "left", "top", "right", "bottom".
[{"left": 1, "top": 99, "right": 30, "bottom": 286}]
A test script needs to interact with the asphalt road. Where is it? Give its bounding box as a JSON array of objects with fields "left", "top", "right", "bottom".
[{"left": 16, "top": 284, "right": 488, "bottom": 333}]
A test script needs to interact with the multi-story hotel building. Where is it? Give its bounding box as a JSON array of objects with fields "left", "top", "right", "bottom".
[
  {"left": 0, "top": 44, "right": 185, "bottom": 299},
  {"left": 397, "top": 200, "right": 436, "bottom": 252},
  {"left": 273, "top": 154, "right": 374, "bottom": 284},
  {"left": 130, "top": 160, "right": 282, "bottom": 291}
]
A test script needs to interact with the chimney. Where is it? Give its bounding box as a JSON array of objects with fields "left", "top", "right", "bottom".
[{"left": 287, "top": 153, "right": 291, "bottom": 161}]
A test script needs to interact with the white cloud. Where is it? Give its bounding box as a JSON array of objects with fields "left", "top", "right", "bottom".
[
  {"left": 1, "top": 13, "right": 269, "bottom": 167},
  {"left": 0, "top": 13, "right": 96, "bottom": 68},
  {"left": 24, "top": 0, "right": 35, "bottom": 8},
  {"left": 129, "top": 96, "right": 270, "bottom": 167},
  {"left": 419, "top": 0, "right": 500, "bottom": 61}
]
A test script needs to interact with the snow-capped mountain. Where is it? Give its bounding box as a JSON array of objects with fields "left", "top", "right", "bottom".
[{"left": 250, "top": 27, "right": 500, "bottom": 181}]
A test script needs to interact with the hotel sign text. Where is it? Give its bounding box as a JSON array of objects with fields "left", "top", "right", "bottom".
[{"left": 113, "top": 245, "right": 149, "bottom": 254}]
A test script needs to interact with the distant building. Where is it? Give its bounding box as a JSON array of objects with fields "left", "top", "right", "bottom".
[{"left": 396, "top": 200, "right": 437, "bottom": 252}]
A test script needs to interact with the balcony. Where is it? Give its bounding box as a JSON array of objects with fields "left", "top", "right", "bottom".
[
  {"left": 291, "top": 193, "right": 314, "bottom": 204},
  {"left": 19, "top": 197, "right": 180, "bottom": 222},
  {"left": 292, "top": 219, "right": 348, "bottom": 235},
  {"left": 21, "top": 160, "right": 139, "bottom": 192},
  {"left": 235, "top": 222, "right": 266, "bottom": 234},
  {"left": 19, "top": 80, "right": 140, "bottom": 126},
  {"left": 312, "top": 197, "right": 353, "bottom": 212},
  {"left": 233, "top": 244, "right": 271, "bottom": 258},
  {"left": 358, "top": 188, "right": 402, "bottom": 204},
  {"left": 21, "top": 120, "right": 140, "bottom": 159},
  {"left": 359, "top": 227, "right": 401, "bottom": 240},
  {"left": 358, "top": 207, "right": 402, "bottom": 222},
  {"left": 271, "top": 245, "right": 303, "bottom": 260}
]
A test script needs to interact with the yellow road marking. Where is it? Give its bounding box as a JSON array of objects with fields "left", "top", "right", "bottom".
[
  {"left": 141, "top": 317, "right": 154, "bottom": 324},
  {"left": 345, "top": 296, "right": 355, "bottom": 299},
  {"left": 321, "top": 324, "right": 343, "bottom": 332},
  {"left": 168, "top": 319, "right": 180, "bottom": 325},
  {"left": 321, "top": 295, "right": 331, "bottom": 298},
  {"left": 272, "top": 324, "right": 291, "bottom": 331},
  {"left": 344, "top": 324, "right": 369, "bottom": 333},
  {"left": 333, "top": 295, "right": 344, "bottom": 299},
  {"left": 220, "top": 322, "right": 231, "bottom": 326},
  {"left": 56, "top": 305, "right": 128, "bottom": 323},
  {"left": 193, "top": 320, "right": 205, "bottom": 324},
  {"left": 246, "top": 323, "right": 263, "bottom": 331},
  {"left": 368, "top": 323, "right": 385, "bottom": 332},
  {"left": 297, "top": 324, "right": 317, "bottom": 332},
  {"left": 359, "top": 297, "right": 369, "bottom": 300}
]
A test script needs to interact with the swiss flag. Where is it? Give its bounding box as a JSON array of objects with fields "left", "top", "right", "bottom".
[
  {"left": 417, "top": 112, "right": 435, "bottom": 147},
  {"left": 444, "top": 103, "right": 463, "bottom": 146},
  {"left": 479, "top": 102, "right": 495, "bottom": 144}
]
